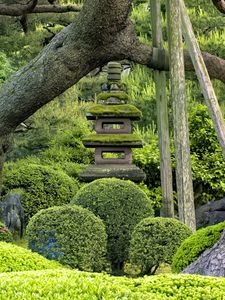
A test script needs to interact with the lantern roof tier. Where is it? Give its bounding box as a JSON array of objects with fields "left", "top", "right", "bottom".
[
  {"left": 82, "top": 134, "right": 143, "bottom": 148},
  {"left": 79, "top": 164, "right": 146, "bottom": 182},
  {"left": 86, "top": 104, "right": 142, "bottom": 120}
]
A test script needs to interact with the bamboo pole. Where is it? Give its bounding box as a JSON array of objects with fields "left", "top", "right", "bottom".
[
  {"left": 150, "top": 0, "right": 174, "bottom": 217},
  {"left": 179, "top": 0, "right": 225, "bottom": 158},
  {"left": 166, "top": 0, "right": 196, "bottom": 231}
]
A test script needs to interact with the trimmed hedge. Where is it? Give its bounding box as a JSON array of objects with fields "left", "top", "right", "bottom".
[
  {"left": 1, "top": 269, "right": 225, "bottom": 299},
  {"left": 71, "top": 178, "right": 154, "bottom": 271},
  {"left": 0, "top": 223, "right": 13, "bottom": 242},
  {"left": 172, "top": 220, "right": 225, "bottom": 273},
  {"left": 129, "top": 217, "right": 192, "bottom": 275},
  {"left": 27, "top": 205, "right": 109, "bottom": 272},
  {"left": 0, "top": 241, "right": 61, "bottom": 272},
  {"left": 3, "top": 162, "right": 79, "bottom": 224}
]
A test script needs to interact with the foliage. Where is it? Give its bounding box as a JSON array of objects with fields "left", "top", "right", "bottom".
[
  {"left": 129, "top": 217, "right": 192, "bottom": 275},
  {"left": 27, "top": 205, "right": 109, "bottom": 272},
  {"left": 1, "top": 269, "right": 225, "bottom": 299},
  {"left": 2, "top": 162, "right": 79, "bottom": 224},
  {"left": 133, "top": 125, "right": 163, "bottom": 211},
  {"left": 0, "top": 241, "right": 62, "bottom": 273},
  {"left": 0, "top": 52, "right": 14, "bottom": 84},
  {"left": 189, "top": 104, "right": 225, "bottom": 205},
  {"left": 123, "top": 64, "right": 157, "bottom": 128},
  {"left": 172, "top": 220, "right": 225, "bottom": 273},
  {"left": 71, "top": 178, "right": 154, "bottom": 272},
  {"left": 7, "top": 96, "right": 93, "bottom": 165},
  {"left": 87, "top": 104, "right": 142, "bottom": 118},
  {"left": 0, "top": 222, "right": 13, "bottom": 243}
]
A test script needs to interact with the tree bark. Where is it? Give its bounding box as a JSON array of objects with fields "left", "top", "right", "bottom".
[
  {"left": 0, "top": 4, "right": 81, "bottom": 16},
  {"left": 150, "top": 0, "right": 174, "bottom": 218},
  {"left": 166, "top": 0, "right": 196, "bottom": 231},
  {"left": 182, "top": 230, "right": 225, "bottom": 276},
  {"left": 1, "top": 0, "right": 225, "bottom": 139},
  {"left": 180, "top": 0, "right": 225, "bottom": 159},
  {"left": 212, "top": 0, "right": 225, "bottom": 14}
]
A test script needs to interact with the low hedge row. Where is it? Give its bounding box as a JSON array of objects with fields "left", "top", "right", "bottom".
[
  {"left": 0, "top": 269, "right": 225, "bottom": 299},
  {"left": 0, "top": 242, "right": 62, "bottom": 273}
]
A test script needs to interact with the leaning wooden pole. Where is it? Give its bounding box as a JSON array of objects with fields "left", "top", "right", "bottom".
[
  {"left": 150, "top": 0, "right": 174, "bottom": 217},
  {"left": 179, "top": 0, "right": 225, "bottom": 158},
  {"left": 166, "top": 0, "right": 196, "bottom": 231}
]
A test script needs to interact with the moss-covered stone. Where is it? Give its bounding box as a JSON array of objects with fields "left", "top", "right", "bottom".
[
  {"left": 82, "top": 134, "right": 143, "bottom": 147},
  {"left": 97, "top": 92, "right": 128, "bottom": 101},
  {"left": 79, "top": 164, "right": 146, "bottom": 182},
  {"left": 86, "top": 104, "right": 142, "bottom": 120}
]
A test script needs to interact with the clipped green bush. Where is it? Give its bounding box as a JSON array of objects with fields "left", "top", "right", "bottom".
[
  {"left": 129, "top": 217, "right": 192, "bottom": 275},
  {"left": 27, "top": 205, "right": 109, "bottom": 272},
  {"left": 0, "top": 222, "right": 13, "bottom": 243},
  {"left": 1, "top": 269, "right": 225, "bottom": 299},
  {"left": 0, "top": 241, "right": 61, "bottom": 272},
  {"left": 3, "top": 162, "right": 79, "bottom": 224},
  {"left": 172, "top": 220, "right": 225, "bottom": 273},
  {"left": 71, "top": 178, "right": 154, "bottom": 272}
]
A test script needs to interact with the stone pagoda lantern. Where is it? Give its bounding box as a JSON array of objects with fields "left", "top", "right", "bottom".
[{"left": 80, "top": 62, "right": 146, "bottom": 182}]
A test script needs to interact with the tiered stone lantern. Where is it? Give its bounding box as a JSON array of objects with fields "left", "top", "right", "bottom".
[{"left": 80, "top": 62, "right": 146, "bottom": 182}]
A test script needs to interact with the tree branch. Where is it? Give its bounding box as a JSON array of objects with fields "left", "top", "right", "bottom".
[
  {"left": 1, "top": 0, "right": 225, "bottom": 139},
  {"left": 0, "top": 3, "right": 81, "bottom": 16},
  {"left": 32, "top": 5, "right": 81, "bottom": 14},
  {"left": 128, "top": 43, "right": 225, "bottom": 84},
  {"left": 212, "top": 0, "right": 225, "bottom": 14}
]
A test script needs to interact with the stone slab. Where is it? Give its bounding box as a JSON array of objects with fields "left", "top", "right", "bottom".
[{"left": 79, "top": 164, "right": 146, "bottom": 183}]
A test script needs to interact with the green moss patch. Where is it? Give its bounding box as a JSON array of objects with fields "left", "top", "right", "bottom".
[
  {"left": 172, "top": 220, "right": 225, "bottom": 273},
  {"left": 83, "top": 134, "right": 143, "bottom": 147},
  {"left": 0, "top": 242, "right": 62, "bottom": 273},
  {"left": 1, "top": 269, "right": 225, "bottom": 299},
  {"left": 86, "top": 104, "right": 142, "bottom": 120},
  {"left": 97, "top": 92, "right": 128, "bottom": 101}
]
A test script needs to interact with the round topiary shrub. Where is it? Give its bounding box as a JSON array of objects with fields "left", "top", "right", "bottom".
[
  {"left": 0, "top": 222, "right": 13, "bottom": 242},
  {"left": 26, "top": 205, "right": 109, "bottom": 272},
  {"left": 128, "top": 217, "right": 192, "bottom": 275},
  {"left": 71, "top": 178, "right": 154, "bottom": 272},
  {"left": 0, "top": 241, "right": 62, "bottom": 272},
  {"left": 3, "top": 162, "right": 79, "bottom": 224},
  {"left": 172, "top": 220, "right": 225, "bottom": 273}
]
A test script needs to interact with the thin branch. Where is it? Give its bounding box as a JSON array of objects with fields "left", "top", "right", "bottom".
[
  {"left": 0, "top": 3, "right": 81, "bottom": 16},
  {"left": 212, "top": 0, "right": 225, "bottom": 14},
  {"left": 32, "top": 5, "right": 81, "bottom": 14}
]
